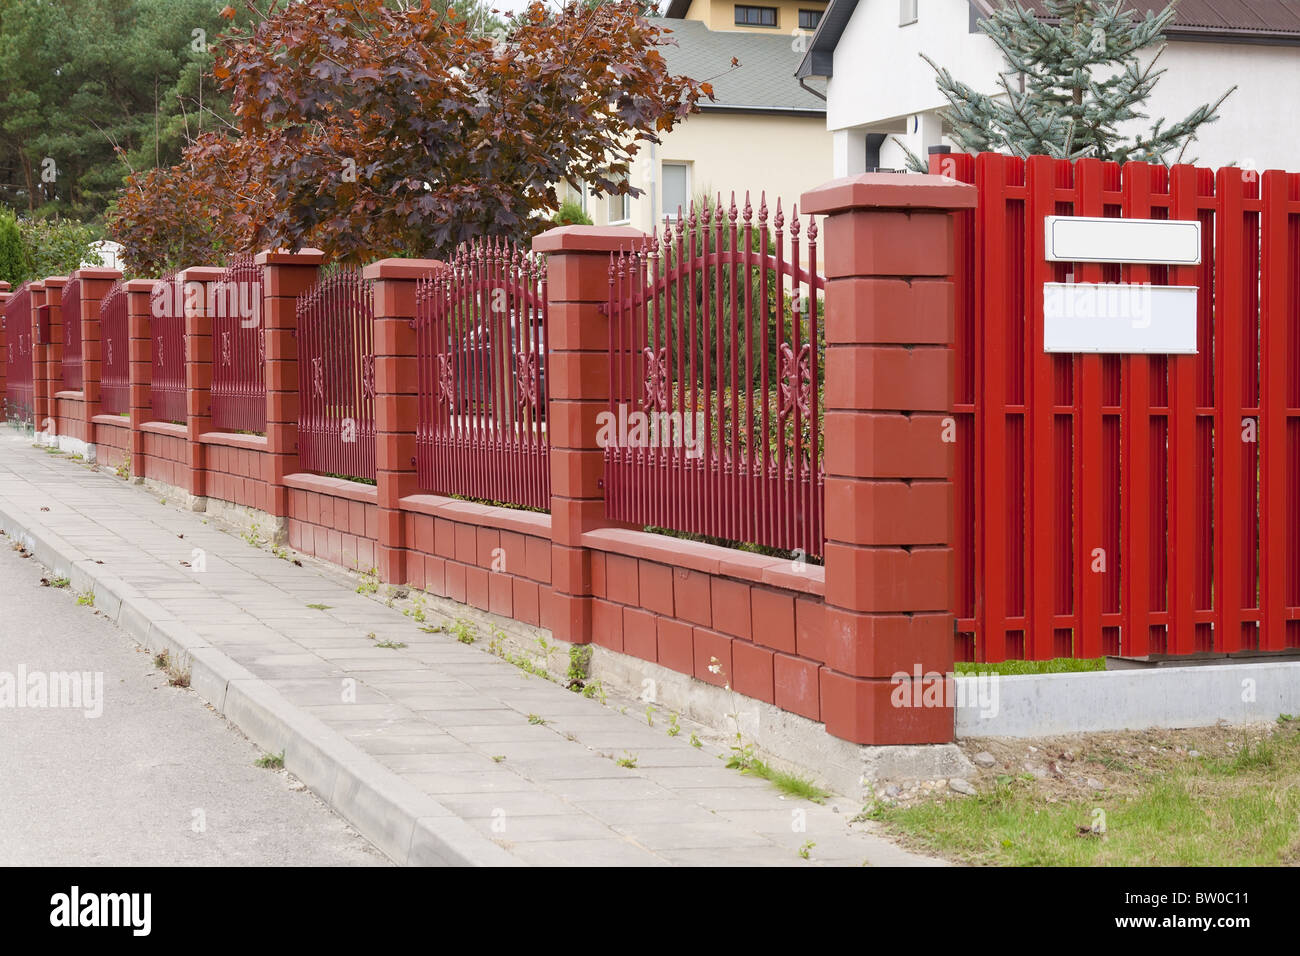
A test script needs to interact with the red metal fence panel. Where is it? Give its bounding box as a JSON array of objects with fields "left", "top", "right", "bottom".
[
  {"left": 4, "top": 283, "right": 33, "bottom": 423},
  {"left": 297, "top": 269, "right": 376, "bottom": 482},
  {"left": 210, "top": 254, "right": 266, "bottom": 432},
  {"left": 149, "top": 271, "right": 187, "bottom": 423},
  {"left": 604, "top": 194, "right": 824, "bottom": 558},
  {"left": 61, "top": 276, "right": 83, "bottom": 390},
  {"left": 935, "top": 151, "right": 1300, "bottom": 660},
  {"left": 100, "top": 281, "right": 130, "bottom": 415},
  {"left": 415, "top": 239, "right": 550, "bottom": 511}
]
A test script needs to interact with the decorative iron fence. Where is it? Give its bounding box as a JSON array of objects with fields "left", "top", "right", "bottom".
[
  {"left": 61, "top": 276, "right": 83, "bottom": 390},
  {"left": 99, "top": 282, "right": 130, "bottom": 415},
  {"left": 415, "top": 238, "right": 550, "bottom": 511},
  {"left": 210, "top": 254, "right": 266, "bottom": 432},
  {"left": 150, "top": 270, "right": 187, "bottom": 423},
  {"left": 297, "top": 269, "right": 376, "bottom": 482},
  {"left": 604, "top": 194, "right": 825, "bottom": 558},
  {"left": 4, "top": 283, "right": 33, "bottom": 423}
]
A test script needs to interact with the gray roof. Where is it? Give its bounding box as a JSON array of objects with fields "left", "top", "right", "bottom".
[{"left": 649, "top": 17, "right": 827, "bottom": 114}]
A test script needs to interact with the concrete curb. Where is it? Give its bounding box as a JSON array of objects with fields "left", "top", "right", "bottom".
[{"left": 0, "top": 495, "right": 521, "bottom": 867}]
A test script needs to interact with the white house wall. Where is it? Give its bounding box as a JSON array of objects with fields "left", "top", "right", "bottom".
[{"left": 825, "top": 0, "right": 1300, "bottom": 174}]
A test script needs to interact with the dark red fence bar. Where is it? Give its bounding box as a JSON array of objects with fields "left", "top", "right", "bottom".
[
  {"left": 99, "top": 281, "right": 130, "bottom": 415},
  {"left": 604, "top": 194, "right": 825, "bottom": 558},
  {"left": 297, "top": 268, "right": 376, "bottom": 482},
  {"left": 415, "top": 238, "right": 550, "bottom": 511},
  {"left": 209, "top": 254, "right": 266, "bottom": 432},
  {"left": 61, "top": 276, "right": 83, "bottom": 390},
  {"left": 937, "top": 151, "right": 1300, "bottom": 660},
  {"left": 149, "top": 270, "right": 187, "bottom": 423},
  {"left": 4, "top": 282, "right": 33, "bottom": 423}
]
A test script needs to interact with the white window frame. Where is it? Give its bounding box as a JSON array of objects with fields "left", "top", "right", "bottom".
[
  {"left": 900, "top": 0, "right": 918, "bottom": 26},
  {"left": 661, "top": 161, "right": 691, "bottom": 221}
]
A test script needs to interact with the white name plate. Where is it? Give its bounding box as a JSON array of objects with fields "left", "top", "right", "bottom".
[
  {"left": 1044, "top": 216, "right": 1202, "bottom": 265},
  {"left": 1043, "top": 283, "right": 1198, "bottom": 354}
]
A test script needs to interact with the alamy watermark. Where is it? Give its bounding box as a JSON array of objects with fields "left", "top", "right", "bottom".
[{"left": 0, "top": 665, "right": 104, "bottom": 718}]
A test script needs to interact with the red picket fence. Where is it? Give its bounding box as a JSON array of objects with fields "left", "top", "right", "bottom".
[
  {"left": 604, "top": 195, "right": 825, "bottom": 558},
  {"left": 61, "top": 276, "right": 83, "bottom": 390},
  {"left": 4, "top": 283, "right": 33, "bottom": 422},
  {"left": 935, "top": 151, "right": 1300, "bottom": 661},
  {"left": 414, "top": 239, "right": 550, "bottom": 511},
  {"left": 210, "top": 254, "right": 266, "bottom": 432},
  {"left": 99, "top": 282, "right": 129, "bottom": 415},
  {"left": 150, "top": 271, "right": 187, "bottom": 423},
  {"left": 297, "top": 269, "right": 376, "bottom": 482}
]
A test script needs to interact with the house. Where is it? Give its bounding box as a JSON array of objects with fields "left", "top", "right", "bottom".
[
  {"left": 796, "top": 0, "right": 1300, "bottom": 175},
  {"left": 575, "top": 0, "right": 835, "bottom": 230}
]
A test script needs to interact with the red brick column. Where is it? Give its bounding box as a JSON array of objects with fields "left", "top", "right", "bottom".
[
  {"left": 126, "top": 279, "right": 156, "bottom": 479},
  {"left": 256, "top": 249, "right": 325, "bottom": 520},
  {"left": 0, "top": 282, "right": 9, "bottom": 404},
  {"left": 40, "top": 278, "right": 67, "bottom": 441},
  {"left": 531, "top": 226, "right": 646, "bottom": 645},
  {"left": 802, "top": 174, "right": 976, "bottom": 746},
  {"left": 180, "top": 267, "right": 225, "bottom": 499},
  {"left": 71, "top": 268, "right": 124, "bottom": 429},
  {"left": 29, "top": 281, "right": 49, "bottom": 434},
  {"left": 364, "top": 259, "right": 441, "bottom": 585}
]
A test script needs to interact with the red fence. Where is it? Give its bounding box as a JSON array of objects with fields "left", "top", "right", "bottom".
[
  {"left": 4, "top": 283, "right": 33, "bottom": 422},
  {"left": 100, "top": 282, "right": 129, "bottom": 415},
  {"left": 297, "top": 269, "right": 376, "bottom": 482},
  {"left": 936, "top": 151, "right": 1300, "bottom": 660},
  {"left": 210, "top": 255, "right": 266, "bottom": 433},
  {"left": 61, "top": 276, "right": 82, "bottom": 390},
  {"left": 150, "top": 271, "right": 187, "bottom": 423},
  {"left": 604, "top": 195, "right": 825, "bottom": 558},
  {"left": 414, "top": 239, "right": 551, "bottom": 511}
]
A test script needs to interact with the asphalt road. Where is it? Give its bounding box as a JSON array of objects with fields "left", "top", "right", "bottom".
[{"left": 0, "top": 531, "right": 387, "bottom": 866}]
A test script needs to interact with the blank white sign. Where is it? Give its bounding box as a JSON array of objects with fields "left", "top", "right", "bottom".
[
  {"left": 1043, "top": 283, "right": 1198, "bottom": 354},
  {"left": 1045, "top": 216, "right": 1202, "bottom": 265}
]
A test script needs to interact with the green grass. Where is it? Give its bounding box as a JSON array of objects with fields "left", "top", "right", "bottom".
[
  {"left": 255, "top": 750, "right": 285, "bottom": 770},
  {"left": 869, "top": 724, "right": 1300, "bottom": 866},
  {"left": 954, "top": 657, "right": 1106, "bottom": 676},
  {"left": 726, "top": 741, "right": 829, "bottom": 803}
]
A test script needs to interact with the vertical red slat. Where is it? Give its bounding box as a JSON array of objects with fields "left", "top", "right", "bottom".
[{"left": 1259, "top": 170, "right": 1290, "bottom": 649}]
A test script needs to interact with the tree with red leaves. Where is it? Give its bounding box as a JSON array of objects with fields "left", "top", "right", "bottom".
[{"left": 108, "top": 0, "right": 715, "bottom": 272}]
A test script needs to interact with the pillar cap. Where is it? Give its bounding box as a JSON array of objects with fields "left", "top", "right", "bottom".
[
  {"left": 0, "top": 281, "right": 10, "bottom": 292},
  {"left": 362, "top": 258, "right": 442, "bottom": 281},
  {"left": 124, "top": 279, "right": 157, "bottom": 293},
  {"left": 72, "top": 268, "right": 124, "bottom": 282},
  {"left": 532, "top": 225, "right": 647, "bottom": 254},
  {"left": 801, "top": 173, "right": 976, "bottom": 216},
  {"left": 43, "top": 276, "right": 68, "bottom": 289},
  {"left": 178, "top": 266, "right": 225, "bottom": 282},
  {"left": 255, "top": 248, "right": 325, "bottom": 267}
]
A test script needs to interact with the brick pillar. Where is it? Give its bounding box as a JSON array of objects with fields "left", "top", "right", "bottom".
[
  {"left": 180, "top": 267, "right": 225, "bottom": 500},
  {"left": 72, "top": 268, "right": 124, "bottom": 429},
  {"left": 0, "top": 282, "right": 9, "bottom": 405},
  {"left": 802, "top": 173, "right": 976, "bottom": 746},
  {"left": 364, "top": 259, "right": 441, "bottom": 585},
  {"left": 126, "top": 279, "right": 156, "bottom": 480},
  {"left": 29, "top": 282, "right": 48, "bottom": 434},
  {"left": 531, "top": 226, "right": 646, "bottom": 644},
  {"left": 40, "top": 277, "right": 66, "bottom": 441},
  {"left": 256, "top": 249, "right": 325, "bottom": 522}
]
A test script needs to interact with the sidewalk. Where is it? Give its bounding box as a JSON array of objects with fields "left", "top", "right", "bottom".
[{"left": 0, "top": 433, "right": 941, "bottom": 867}]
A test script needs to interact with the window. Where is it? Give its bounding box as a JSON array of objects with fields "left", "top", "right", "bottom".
[
  {"left": 798, "top": 9, "right": 822, "bottom": 30},
  {"left": 900, "top": 0, "right": 918, "bottom": 26},
  {"left": 735, "top": 5, "right": 777, "bottom": 27},
  {"left": 662, "top": 162, "right": 690, "bottom": 220},
  {"left": 607, "top": 175, "right": 631, "bottom": 224},
  {"left": 563, "top": 181, "right": 587, "bottom": 214}
]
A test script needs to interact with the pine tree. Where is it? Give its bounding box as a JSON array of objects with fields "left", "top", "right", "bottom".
[{"left": 904, "top": 0, "right": 1234, "bottom": 169}]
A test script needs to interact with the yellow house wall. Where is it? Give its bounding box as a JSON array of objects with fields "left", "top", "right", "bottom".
[
  {"left": 683, "top": 0, "right": 827, "bottom": 34},
  {"left": 585, "top": 110, "right": 835, "bottom": 235}
]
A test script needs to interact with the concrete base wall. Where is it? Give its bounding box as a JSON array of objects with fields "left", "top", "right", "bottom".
[{"left": 956, "top": 662, "right": 1300, "bottom": 738}]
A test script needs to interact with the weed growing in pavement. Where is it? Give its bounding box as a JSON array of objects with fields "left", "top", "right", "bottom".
[
  {"left": 451, "top": 618, "right": 478, "bottom": 644},
  {"left": 241, "top": 523, "right": 266, "bottom": 548},
  {"left": 616, "top": 753, "right": 638, "bottom": 769},
  {"left": 689, "top": 733, "right": 703, "bottom": 749},
  {"left": 667, "top": 713, "right": 681, "bottom": 737},
  {"left": 725, "top": 738, "right": 828, "bottom": 803},
  {"left": 798, "top": 840, "right": 815, "bottom": 860},
  {"left": 306, "top": 603, "right": 331, "bottom": 610},
  {"left": 375, "top": 639, "right": 406, "bottom": 649},
  {"left": 76, "top": 590, "right": 94, "bottom": 607},
  {"left": 152, "top": 648, "right": 191, "bottom": 687},
  {"left": 45, "top": 576, "right": 70, "bottom": 588},
  {"left": 255, "top": 751, "right": 285, "bottom": 770},
  {"left": 356, "top": 567, "right": 379, "bottom": 595},
  {"left": 645, "top": 705, "right": 657, "bottom": 727},
  {"left": 527, "top": 714, "right": 546, "bottom": 726}
]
